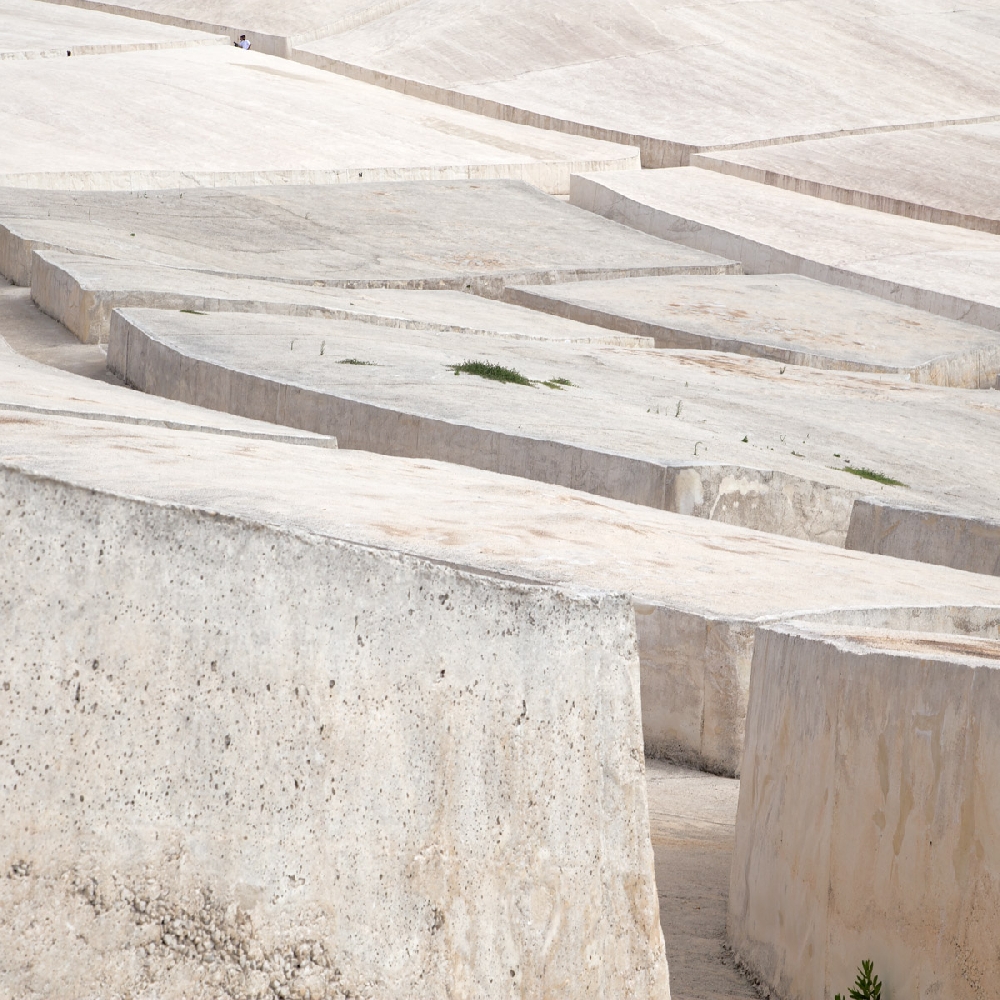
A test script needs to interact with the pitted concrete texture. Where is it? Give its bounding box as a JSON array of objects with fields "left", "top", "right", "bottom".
[
  {"left": 29, "top": 251, "right": 655, "bottom": 346},
  {"left": 0, "top": 461, "right": 667, "bottom": 1000},
  {"left": 0, "top": 0, "right": 223, "bottom": 58},
  {"left": 692, "top": 123, "right": 1000, "bottom": 234},
  {"left": 731, "top": 623, "right": 1000, "bottom": 1000},
  {"left": 0, "top": 46, "right": 640, "bottom": 193},
  {"left": 296, "top": 0, "right": 1000, "bottom": 165},
  {"left": 0, "top": 292, "right": 337, "bottom": 446},
  {"left": 571, "top": 168, "right": 1000, "bottom": 330},
  {"left": 38, "top": 0, "right": 419, "bottom": 55},
  {"left": 847, "top": 498, "right": 1000, "bottom": 577},
  {"left": 6, "top": 412, "right": 1000, "bottom": 776},
  {"left": 108, "top": 306, "right": 1000, "bottom": 551},
  {"left": 0, "top": 181, "right": 736, "bottom": 289},
  {"left": 505, "top": 274, "right": 1000, "bottom": 387}
]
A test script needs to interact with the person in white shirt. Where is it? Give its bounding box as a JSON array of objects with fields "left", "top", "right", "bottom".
[{"left": 235, "top": 34, "right": 251, "bottom": 49}]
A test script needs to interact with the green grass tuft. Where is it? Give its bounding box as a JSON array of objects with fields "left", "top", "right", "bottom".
[
  {"left": 449, "top": 360, "right": 532, "bottom": 385},
  {"left": 842, "top": 466, "right": 907, "bottom": 487},
  {"left": 179, "top": 309, "right": 206, "bottom": 315},
  {"left": 338, "top": 358, "right": 377, "bottom": 366}
]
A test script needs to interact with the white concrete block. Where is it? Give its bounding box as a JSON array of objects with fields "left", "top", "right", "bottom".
[{"left": 730, "top": 623, "right": 1000, "bottom": 1000}]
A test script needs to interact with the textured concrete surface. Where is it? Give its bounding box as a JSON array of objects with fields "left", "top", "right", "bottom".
[
  {"left": 847, "top": 498, "right": 1000, "bottom": 577},
  {"left": 29, "top": 250, "right": 655, "bottom": 346},
  {"left": 646, "top": 761, "right": 757, "bottom": 1000},
  {"left": 0, "top": 45, "right": 640, "bottom": 193},
  {"left": 692, "top": 123, "right": 1000, "bottom": 234},
  {"left": 732, "top": 623, "right": 1000, "bottom": 1000},
  {"left": 506, "top": 274, "right": 1000, "bottom": 387},
  {"left": 0, "top": 181, "right": 736, "bottom": 289},
  {"left": 6, "top": 411, "right": 1000, "bottom": 777},
  {"left": 296, "top": 0, "right": 1000, "bottom": 165},
  {"left": 1, "top": 0, "right": 222, "bottom": 57},
  {"left": 1, "top": 458, "right": 666, "bottom": 1000},
  {"left": 108, "top": 306, "right": 1000, "bottom": 549},
  {"left": 572, "top": 167, "right": 1000, "bottom": 330}
]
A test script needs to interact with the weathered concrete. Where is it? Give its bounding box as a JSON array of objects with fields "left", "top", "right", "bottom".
[
  {"left": 505, "top": 274, "right": 1000, "bottom": 387},
  {"left": 0, "top": 458, "right": 666, "bottom": 1000},
  {"left": 0, "top": 181, "right": 736, "bottom": 289},
  {"left": 570, "top": 168, "right": 1000, "bottom": 331},
  {"left": 29, "top": 250, "right": 654, "bottom": 346},
  {"left": 731, "top": 622, "right": 1000, "bottom": 1000},
  {"left": 6, "top": 411, "right": 1000, "bottom": 777},
  {"left": 692, "top": 123, "right": 1000, "bottom": 234},
  {"left": 847, "top": 498, "right": 1000, "bottom": 577},
  {"left": 0, "top": 46, "right": 640, "bottom": 193},
  {"left": 108, "top": 306, "right": 1000, "bottom": 549},
  {"left": 0, "top": 0, "right": 223, "bottom": 58},
  {"left": 295, "top": 0, "right": 1000, "bottom": 166}
]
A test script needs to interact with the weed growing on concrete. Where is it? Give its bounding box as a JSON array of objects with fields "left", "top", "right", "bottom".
[
  {"left": 541, "top": 377, "right": 575, "bottom": 390},
  {"left": 338, "top": 358, "right": 377, "bottom": 366},
  {"left": 179, "top": 309, "right": 206, "bottom": 315},
  {"left": 449, "top": 361, "right": 533, "bottom": 385},
  {"left": 842, "top": 466, "right": 907, "bottom": 487},
  {"left": 835, "top": 959, "right": 882, "bottom": 1000}
]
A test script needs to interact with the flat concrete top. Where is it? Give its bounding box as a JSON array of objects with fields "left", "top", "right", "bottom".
[
  {"left": 5, "top": 410, "right": 1000, "bottom": 620},
  {"left": 301, "top": 0, "right": 1000, "bottom": 151},
  {"left": 0, "top": 45, "right": 639, "bottom": 190},
  {"left": 696, "top": 123, "right": 1000, "bottom": 232},
  {"left": 118, "top": 307, "right": 1000, "bottom": 518},
  {"left": 573, "top": 168, "right": 1000, "bottom": 311},
  {"left": 38, "top": 252, "right": 654, "bottom": 345},
  {"left": 0, "top": 288, "right": 334, "bottom": 445},
  {"left": 0, "top": 180, "right": 734, "bottom": 285},
  {"left": 508, "top": 274, "right": 1000, "bottom": 372},
  {"left": 0, "top": 0, "right": 222, "bottom": 57}
]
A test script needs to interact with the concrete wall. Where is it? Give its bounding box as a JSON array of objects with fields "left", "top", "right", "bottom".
[
  {"left": 729, "top": 623, "right": 1000, "bottom": 1000},
  {"left": 0, "top": 465, "right": 668, "bottom": 1000},
  {"left": 847, "top": 497, "right": 1000, "bottom": 577}
]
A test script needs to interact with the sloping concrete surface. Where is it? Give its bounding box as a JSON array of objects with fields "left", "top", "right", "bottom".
[
  {"left": 505, "top": 274, "right": 1000, "bottom": 387},
  {"left": 0, "top": 46, "right": 640, "bottom": 193},
  {"left": 29, "top": 250, "right": 656, "bottom": 346},
  {"left": 1, "top": 457, "right": 666, "bottom": 1000},
  {"left": 0, "top": 181, "right": 737, "bottom": 288},
  {"left": 692, "top": 123, "right": 1000, "bottom": 233},
  {"left": 108, "top": 306, "right": 1000, "bottom": 549},
  {"left": 7, "top": 410, "right": 1000, "bottom": 775},
  {"left": 1, "top": 0, "right": 223, "bottom": 58},
  {"left": 571, "top": 167, "right": 1000, "bottom": 330},
  {"left": 296, "top": 0, "right": 1000, "bottom": 165},
  {"left": 732, "top": 622, "right": 1000, "bottom": 1000}
]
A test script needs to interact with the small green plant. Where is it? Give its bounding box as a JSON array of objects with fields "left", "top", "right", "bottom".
[
  {"left": 179, "top": 309, "right": 206, "bottom": 315},
  {"left": 338, "top": 358, "right": 377, "bottom": 366},
  {"left": 835, "top": 959, "right": 882, "bottom": 1000},
  {"left": 547, "top": 377, "right": 574, "bottom": 387},
  {"left": 449, "top": 361, "right": 533, "bottom": 385},
  {"left": 841, "top": 466, "right": 907, "bottom": 488}
]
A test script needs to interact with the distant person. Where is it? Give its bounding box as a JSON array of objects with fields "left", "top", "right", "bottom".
[{"left": 235, "top": 34, "right": 251, "bottom": 49}]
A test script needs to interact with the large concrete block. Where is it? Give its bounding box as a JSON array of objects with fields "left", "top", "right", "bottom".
[
  {"left": 730, "top": 623, "right": 1000, "bottom": 1000},
  {"left": 847, "top": 498, "right": 1000, "bottom": 577},
  {"left": 0, "top": 463, "right": 667, "bottom": 999}
]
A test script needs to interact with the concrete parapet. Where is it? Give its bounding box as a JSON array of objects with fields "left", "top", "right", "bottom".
[
  {"left": 0, "top": 462, "right": 668, "bottom": 999},
  {"left": 846, "top": 498, "right": 1000, "bottom": 577},
  {"left": 730, "top": 622, "right": 1000, "bottom": 1000}
]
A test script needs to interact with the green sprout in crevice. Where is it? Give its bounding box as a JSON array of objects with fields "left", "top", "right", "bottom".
[
  {"left": 338, "top": 358, "right": 377, "bottom": 366},
  {"left": 836, "top": 959, "right": 882, "bottom": 1000},
  {"left": 448, "top": 361, "right": 576, "bottom": 389},
  {"left": 179, "top": 309, "right": 206, "bottom": 315},
  {"left": 841, "top": 466, "right": 907, "bottom": 488}
]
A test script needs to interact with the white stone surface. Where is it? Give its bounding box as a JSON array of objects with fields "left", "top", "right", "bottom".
[
  {"left": 29, "top": 250, "right": 655, "bottom": 346},
  {"left": 0, "top": 181, "right": 734, "bottom": 287},
  {"left": 0, "top": 45, "right": 639, "bottom": 192},
  {"left": 7, "top": 410, "right": 1000, "bottom": 776},
  {"left": 0, "top": 455, "right": 666, "bottom": 1000},
  {"left": 692, "top": 123, "right": 1000, "bottom": 234},
  {"left": 297, "top": 0, "right": 1000, "bottom": 165},
  {"left": 506, "top": 274, "right": 1000, "bottom": 387},
  {"left": 0, "top": 0, "right": 223, "bottom": 58},
  {"left": 571, "top": 167, "right": 1000, "bottom": 330},
  {"left": 847, "top": 498, "right": 1000, "bottom": 577},
  {"left": 108, "top": 306, "right": 1000, "bottom": 549},
  {"left": 731, "top": 622, "right": 1000, "bottom": 1000}
]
